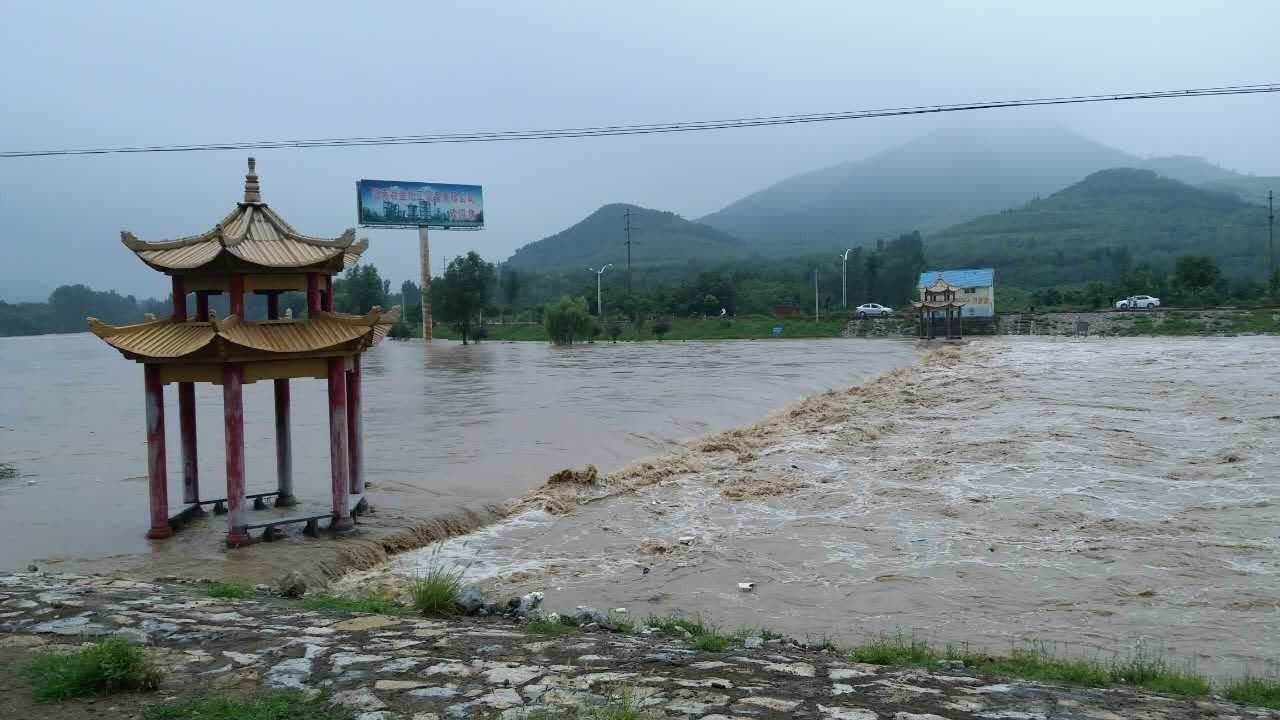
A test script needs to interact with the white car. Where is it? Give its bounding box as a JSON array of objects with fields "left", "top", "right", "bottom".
[
  {"left": 1115, "top": 295, "right": 1161, "bottom": 310},
  {"left": 855, "top": 303, "right": 893, "bottom": 318}
]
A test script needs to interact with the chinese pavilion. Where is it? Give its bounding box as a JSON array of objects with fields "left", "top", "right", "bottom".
[
  {"left": 88, "top": 158, "right": 397, "bottom": 547},
  {"left": 912, "top": 275, "right": 965, "bottom": 340}
]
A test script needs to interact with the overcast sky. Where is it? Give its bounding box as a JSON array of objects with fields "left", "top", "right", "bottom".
[{"left": 1, "top": 0, "right": 1276, "bottom": 301}]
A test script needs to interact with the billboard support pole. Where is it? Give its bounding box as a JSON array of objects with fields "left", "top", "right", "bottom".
[{"left": 419, "top": 226, "right": 432, "bottom": 342}]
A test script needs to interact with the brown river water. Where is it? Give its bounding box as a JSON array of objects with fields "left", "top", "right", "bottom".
[
  {"left": 338, "top": 337, "right": 1280, "bottom": 677},
  {"left": 0, "top": 333, "right": 911, "bottom": 574}
]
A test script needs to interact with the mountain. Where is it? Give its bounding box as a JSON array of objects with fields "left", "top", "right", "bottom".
[
  {"left": 1136, "top": 155, "right": 1276, "bottom": 205},
  {"left": 924, "top": 168, "right": 1266, "bottom": 288},
  {"left": 699, "top": 125, "right": 1139, "bottom": 257},
  {"left": 505, "top": 203, "right": 753, "bottom": 272}
]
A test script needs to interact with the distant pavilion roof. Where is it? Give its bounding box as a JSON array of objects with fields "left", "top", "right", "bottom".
[
  {"left": 120, "top": 158, "right": 367, "bottom": 274},
  {"left": 916, "top": 268, "right": 994, "bottom": 289},
  {"left": 88, "top": 308, "right": 399, "bottom": 363}
]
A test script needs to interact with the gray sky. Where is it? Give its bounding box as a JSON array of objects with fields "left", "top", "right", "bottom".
[{"left": 1, "top": 0, "right": 1276, "bottom": 301}]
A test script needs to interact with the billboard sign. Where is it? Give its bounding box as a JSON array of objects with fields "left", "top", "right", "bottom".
[{"left": 357, "top": 179, "right": 483, "bottom": 229}]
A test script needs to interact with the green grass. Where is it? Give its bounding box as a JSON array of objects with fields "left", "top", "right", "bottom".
[
  {"left": 646, "top": 614, "right": 731, "bottom": 652},
  {"left": 432, "top": 314, "right": 864, "bottom": 342},
  {"left": 143, "top": 691, "right": 344, "bottom": 719},
  {"left": 1223, "top": 674, "right": 1280, "bottom": 709},
  {"left": 22, "top": 636, "right": 161, "bottom": 702},
  {"left": 412, "top": 563, "right": 465, "bottom": 617},
  {"left": 849, "top": 633, "right": 940, "bottom": 667},
  {"left": 848, "top": 634, "right": 1211, "bottom": 699},
  {"left": 295, "top": 593, "right": 406, "bottom": 615},
  {"left": 206, "top": 581, "right": 254, "bottom": 600},
  {"left": 527, "top": 614, "right": 579, "bottom": 635}
]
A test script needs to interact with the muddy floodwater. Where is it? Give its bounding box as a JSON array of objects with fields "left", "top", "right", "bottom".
[
  {"left": 348, "top": 337, "right": 1280, "bottom": 677},
  {"left": 0, "top": 333, "right": 911, "bottom": 574}
]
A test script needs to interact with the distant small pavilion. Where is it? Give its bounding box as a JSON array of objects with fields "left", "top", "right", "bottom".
[
  {"left": 912, "top": 275, "right": 965, "bottom": 340},
  {"left": 88, "top": 158, "right": 397, "bottom": 546}
]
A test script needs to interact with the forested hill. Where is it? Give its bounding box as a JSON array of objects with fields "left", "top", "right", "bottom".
[
  {"left": 505, "top": 203, "right": 753, "bottom": 272},
  {"left": 698, "top": 125, "right": 1138, "bottom": 256},
  {"left": 925, "top": 168, "right": 1267, "bottom": 289}
]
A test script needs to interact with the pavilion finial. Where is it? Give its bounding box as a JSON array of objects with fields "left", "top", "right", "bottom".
[{"left": 243, "top": 156, "right": 262, "bottom": 203}]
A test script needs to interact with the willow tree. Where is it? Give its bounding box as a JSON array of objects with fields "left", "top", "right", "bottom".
[
  {"left": 544, "top": 295, "right": 593, "bottom": 345},
  {"left": 440, "top": 252, "right": 496, "bottom": 345}
]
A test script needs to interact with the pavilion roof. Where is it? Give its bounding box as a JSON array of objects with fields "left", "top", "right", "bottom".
[
  {"left": 120, "top": 158, "right": 367, "bottom": 273},
  {"left": 911, "top": 300, "right": 967, "bottom": 310},
  {"left": 87, "top": 308, "right": 398, "bottom": 362}
]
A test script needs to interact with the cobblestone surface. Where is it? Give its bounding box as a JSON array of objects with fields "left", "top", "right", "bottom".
[{"left": 2, "top": 573, "right": 1275, "bottom": 719}]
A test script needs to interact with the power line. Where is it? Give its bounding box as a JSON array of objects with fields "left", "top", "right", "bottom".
[{"left": 3, "top": 84, "right": 1278, "bottom": 159}]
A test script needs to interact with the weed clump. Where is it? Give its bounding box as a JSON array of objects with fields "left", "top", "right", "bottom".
[
  {"left": 23, "top": 636, "right": 161, "bottom": 702},
  {"left": 206, "top": 581, "right": 254, "bottom": 600},
  {"left": 1223, "top": 674, "right": 1280, "bottom": 709},
  {"left": 143, "top": 691, "right": 344, "bottom": 719},
  {"left": 412, "top": 565, "right": 465, "bottom": 616}
]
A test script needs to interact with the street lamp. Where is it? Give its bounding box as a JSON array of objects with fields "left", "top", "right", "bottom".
[
  {"left": 587, "top": 264, "right": 613, "bottom": 318},
  {"left": 840, "top": 248, "right": 853, "bottom": 309}
]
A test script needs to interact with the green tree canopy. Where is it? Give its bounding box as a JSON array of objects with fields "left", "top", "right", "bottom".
[
  {"left": 543, "top": 295, "right": 593, "bottom": 345},
  {"left": 438, "top": 251, "right": 496, "bottom": 344}
]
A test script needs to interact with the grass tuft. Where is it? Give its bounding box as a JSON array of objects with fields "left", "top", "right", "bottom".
[
  {"left": 412, "top": 564, "right": 465, "bottom": 617},
  {"left": 206, "top": 581, "right": 254, "bottom": 600},
  {"left": 647, "top": 614, "right": 730, "bottom": 652},
  {"left": 23, "top": 636, "right": 161, "bottom": 702},
  {"left": 849, "top": 633, "right": 939, "bottom": 667},
  {"left": 1223, "top": 674, "right": 1280, "bottom": 709},
  {"left": 527, "top": 614, "right": 578, "bottom": 635},
  {"left": 295, "top": 593, "right": 406, "bottom": 615},
  {"left": 143, "top": 691, "right": 344, "bottom": 719},
  {"left": 0, "top": 462, "right": 17, "bottom": 480}
]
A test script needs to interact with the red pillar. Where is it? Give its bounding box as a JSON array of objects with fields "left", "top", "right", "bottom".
[
  {"left": 346, "top": 355, "right": 364, "bottom": 500},
  {"left": 306, "top": 273, "right": 321, "bottom": 315},
  {"left": 265, "top": 295, "right": 296, "bottom": 507},
  {"left": 171, "top": 276, "right": 187, "bottom": 321},
  {"left": 223, "top": 363, "right": 249, "bottom": 547},
  {"left": 229, "top": 274, "right": 245, "bottom": 318},
  {"left": 322, "top": 275, "right": 334, "bottom": 311},
  {"left": 196, "top": 292, "right": 211, "bottom": 321},
  {"left": 328, "top": 357, "right": 353, "bottom": 531},
  {"left": 144, "top": 365, "right": 172, "bottom": 539},
  {"left": 178, "top": 381, "right": 198, "bottom": 504}
]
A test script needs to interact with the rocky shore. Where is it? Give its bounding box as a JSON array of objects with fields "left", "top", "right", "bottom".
[{"left": 2, "top": 572, "right": 1275, "bottom": 719}]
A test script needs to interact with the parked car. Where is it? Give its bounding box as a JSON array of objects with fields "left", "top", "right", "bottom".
[
  {"left": 1115, "top": 295, "right": 1161, "bottom": 310},
  {"left": 855, "top": 303, "right": 894, "bottom": 318}
]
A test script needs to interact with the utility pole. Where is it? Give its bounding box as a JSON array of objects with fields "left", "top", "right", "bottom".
[
  {"left": 840, "top": 248, "right": 852, "bottom": 308},
  {"left": 623, "top": 207, "right": 634, "bottom": 295},
  {"left": 418, "top": 227, "right": 431, "bottom": 341},
  {"left": 1269, "top": 190, "right": 1275, "bottom": 300},
  {"left": 589, "top": 264, "right": 612, "bottom": 317},
  {"left": 814, "top": 268, "right": 819, "bottom": 320}
]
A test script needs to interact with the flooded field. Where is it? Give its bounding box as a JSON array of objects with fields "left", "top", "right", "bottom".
[
  {"left": 0, "top": 333, "right": 912, "bottom": 574},
  {"left": 348, "top": 337, "right": 1280, "bottom": 677}
]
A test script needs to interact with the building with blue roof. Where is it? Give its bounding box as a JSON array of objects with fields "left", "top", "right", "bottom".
[{"left": 917, "top": 268, "right": 995, "bottom": 317}]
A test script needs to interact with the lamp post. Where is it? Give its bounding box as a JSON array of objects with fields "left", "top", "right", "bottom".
[
  {"left": 840, "top": 248, "right": 853, "bottom": 309},
  {"left": 588, "top": 264, "right": 613, "bottom": 318}
]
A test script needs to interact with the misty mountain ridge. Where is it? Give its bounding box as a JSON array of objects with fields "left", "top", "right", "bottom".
[
  {"left": 506, "top": 126, "right": 1274, "bottom": 276},
  {"left": 505, "top": 203, "right": 753, "bottom": 273},
  {"left": 925, "top": 167, "right": 1266, "bottom": 289}
]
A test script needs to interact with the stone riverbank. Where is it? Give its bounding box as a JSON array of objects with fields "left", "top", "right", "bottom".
[{"left": 2, "top": 572, "right": 1275, "bottom": 719}]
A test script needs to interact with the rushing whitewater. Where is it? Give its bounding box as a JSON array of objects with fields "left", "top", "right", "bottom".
[{"left": 346, "top": 337, "right": 1280, "bottom": 677}]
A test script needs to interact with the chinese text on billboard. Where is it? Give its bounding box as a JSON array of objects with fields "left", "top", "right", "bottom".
[{"left": 357, "top": 180, "right": 483, "bottom": 229}]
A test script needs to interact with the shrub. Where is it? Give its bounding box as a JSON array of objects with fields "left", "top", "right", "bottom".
[{"left": 24, "top": 636, "right": 161, "bottom": 702}]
